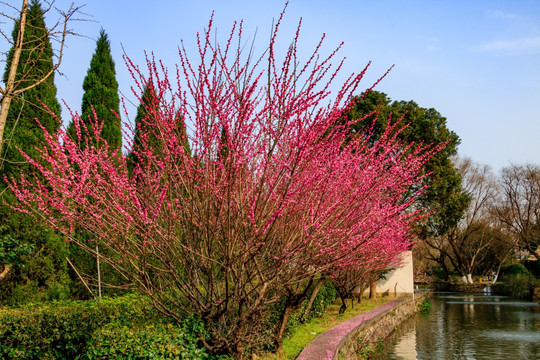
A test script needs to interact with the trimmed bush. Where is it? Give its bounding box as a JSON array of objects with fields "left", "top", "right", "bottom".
[
  {"left": 0, "top": 294, "right": 228, "bottom": 359},
  {"left": 85, "top": 322, "right": 209, "bottom": 359},
  {"left": 0, "top": 295, "right": 159, "bottom": 359}
]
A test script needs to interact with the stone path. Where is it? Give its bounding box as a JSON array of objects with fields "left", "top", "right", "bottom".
[{"left": 296, "top": 299, "right": 403, "bottom": 360}]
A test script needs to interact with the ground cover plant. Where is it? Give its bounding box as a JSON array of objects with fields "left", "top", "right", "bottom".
[{"left": 8, "top": 7, "right": 439, "bottom": 358}]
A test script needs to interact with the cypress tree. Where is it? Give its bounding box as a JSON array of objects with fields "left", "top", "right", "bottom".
[
  {"left": 1, "top": 0, "right": 61, "bottom": 179},
  {"left": 0, "top": 0, "right": 71, "bottom": 304},
  {"left": 127, "top": 81, "right": 158, "bottom": 172},
  {"left": 68, "top": 29, "right": 121, "bottom": 150},
  {"left": 128, "top": 82, "right": 191, "bottom": 173},
  {"left": 65, "top": 30, "right": 123, "bottom": 298}
]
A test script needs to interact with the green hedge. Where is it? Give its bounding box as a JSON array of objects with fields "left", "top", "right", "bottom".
[
  {"left": 0, "top": 284, "right": 337, "bottom": 359},
  {"left": 0, "top": 294, "right": 217, "bottom": 359},
  {"left": 85, "top": 322, "right": 210, "bottom": 359}
]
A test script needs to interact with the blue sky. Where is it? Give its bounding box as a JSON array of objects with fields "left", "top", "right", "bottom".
[{"left": 9, "top": 0, "right": 540, "bottom": 172}]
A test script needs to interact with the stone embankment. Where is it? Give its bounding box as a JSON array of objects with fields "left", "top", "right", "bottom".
[
  {"left": 433, "top": 282, "right": 504, "bottom": 293},
  {"left": 297, "top": 295, "right": 426, "bottom": 360}
]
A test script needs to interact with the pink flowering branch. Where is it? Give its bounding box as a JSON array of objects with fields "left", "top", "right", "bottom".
[{"left": 8, "top": 9, "right": 438, "bottom": 357}]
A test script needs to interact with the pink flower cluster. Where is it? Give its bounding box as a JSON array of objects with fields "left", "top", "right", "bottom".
[{"left": 7, "top": 10, "right": 438, "bottom": 354}]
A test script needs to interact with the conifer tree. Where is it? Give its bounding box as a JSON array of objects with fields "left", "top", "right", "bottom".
[
  {"left": 68, "top": 29, "right": 121, "bottom": 150},
  {"left": 127, "top": 81, "right": 158, "bottom": 172},
  {"left": 129, "top": 82, "right": 191, "bottom": 173},
  {"left": 1, "top": 0, "right": 61, "bottom": 179},
  {"left": 0, "top": 0, "right": 71, "bottom": 303}
]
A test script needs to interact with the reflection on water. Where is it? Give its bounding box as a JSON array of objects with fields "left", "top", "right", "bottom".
[{"left": 374, "top": 293, "right": 540, "bottom": 360}]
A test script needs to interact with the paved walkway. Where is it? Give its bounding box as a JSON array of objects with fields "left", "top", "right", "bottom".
[{"left": 296, "top": 299, "right": 403, "bottom": 360}]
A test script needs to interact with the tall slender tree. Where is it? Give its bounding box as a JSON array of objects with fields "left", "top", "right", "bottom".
[
  {"left": 0, "top": 0, "right": 71, "bottom": 303},
  {"left": 68, "top": 29, "right": 121, "bottom": 150},
  {"left": 65, "top": 31, "right": 123, "bottom": 298}
]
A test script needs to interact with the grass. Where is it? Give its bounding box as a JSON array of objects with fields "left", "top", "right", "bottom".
[{"left": 260, "top": 296, "right": 392, "bottom": 360}]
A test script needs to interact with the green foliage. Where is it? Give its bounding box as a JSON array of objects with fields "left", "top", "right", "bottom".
[
  {"left": 85, "top": 322, "right": 210, "bottom": 359},
  {"left": 67, "top": 29, "right": 121, "bottom": 150},
  {"left": 344, "top": 91, "right": 470, "bottom": 238},
  {"left": 524, "top": 259, "right": 540, "bottom": 278},
  {"left": 418, "top": 298, "right": 431, "bottom": 314},
  {"left": 0, "top": 212, "right": 72, "bottom": 305},
  {"left": 0, "top": 0, "right": 70, "bottom": 306},
  {"left": 501, "top": 263, "right": 530, "bottom": 276},
  {"left": 128, "top": 81, "right": 191, "bottom": 174},
  {"left": 356, "top": 336, "right": 384, "bottom": 360},
  {"left": 0, "top": 231, "right": 33, "bottom": 267},
  {"left": 500, "top": 265, "right": 536, "bottom": 298},
  {"left": 0, "top": 294, "right": 138, "bottom": 358},
  {"left": 0, "top": 294, "right": 217, "bottom": 359}
]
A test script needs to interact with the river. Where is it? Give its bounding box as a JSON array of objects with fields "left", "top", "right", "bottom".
[{"left": 374, "top": 292, "right": 540, "bottom": 360}]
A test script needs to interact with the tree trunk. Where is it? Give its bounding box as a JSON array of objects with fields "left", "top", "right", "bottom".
[
  {"left": 274, "top": 303, "right": 295, "bottom": 351},
  {"left": 0, "top": 0, "right": 28, "bottom": 154},
  {"left": 274, "top": 283, "right": 313, "bottom": 351},
  {"left": 339, "top": 296, "right": 347, "bottom": 314},
  {"left": 301, "top": 276, "right": 325, "bottom": 321},
  {"left": 369, "top": 281, "right": 377, "bottom": 299},
  {"left": 0, "top": 264, "right": 13, "bottom": 280},
  {"left": 357, "top": 285, "right": 365, "bottom": 305},
  {"left": 96, "top": 245, "right": 102, "bottom": 297},
  {"left": 0, "top": 95, "right": 14, "bottom": 154}
]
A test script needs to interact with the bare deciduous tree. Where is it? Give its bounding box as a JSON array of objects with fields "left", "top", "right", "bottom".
[
  {"left": 422, "top": 157, "right": 513, "bottom": 283},
  {"left": 494, "top": 163, "right": 540, "bottom": 260}
]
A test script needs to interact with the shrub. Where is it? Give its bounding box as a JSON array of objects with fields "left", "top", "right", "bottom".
[
  {"left": 501, "top": 272, "right": 536, "bottom": 299},
  {"left": 501, "top": 263, "right": 530, "bottom": 276},
  {"left": 85, "top": 322, "right": 210, "bottom": 359},
  {"left": 524, "top": 259, "right": 540, "bottom": 278},
  {"left": 0, "top": 294, "right": 226, "bottom": 359},
  {"left": 0, "top": 295, "right": 152, "bottom": 359}
]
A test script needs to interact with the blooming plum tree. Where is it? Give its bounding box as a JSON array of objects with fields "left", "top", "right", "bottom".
[{"left": 8, "top": 11, "right": 438, "bottom": 358}]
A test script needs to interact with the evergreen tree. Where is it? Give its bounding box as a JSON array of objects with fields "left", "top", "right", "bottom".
[
  {"left": 127, "top": 81, "right": 158, "bottom": 172},
  {"left": 65, "top": 30, "right": 123, "bottom": 298},
  {"left": 128, "top": 82, "right": 191, "bottom": 173},
  {"left": 68, "top": 29, "right": 121, "bottom": 150},
  {"left": 1, "top": 0, "right": 61, "bottom": 179},
  {"left": 0, "top": 0, "right": 71, "bottom": 304},
  {"left": 345, "top": 90, "right": 470, "bottom": 238}
]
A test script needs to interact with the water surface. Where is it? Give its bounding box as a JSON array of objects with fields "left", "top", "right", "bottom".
[{"left": 374, "top": 292, "right": 540, "bottom": 360}]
